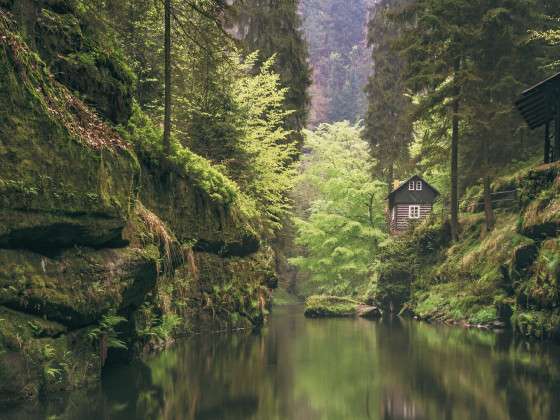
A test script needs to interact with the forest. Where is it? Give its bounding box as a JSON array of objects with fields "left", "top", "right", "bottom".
[{"left": 1, "top": 0, "right": 560, "bottom": 418}]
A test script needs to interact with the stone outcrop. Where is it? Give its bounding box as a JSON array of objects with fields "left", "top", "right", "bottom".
[{"left": 0, "top": 4, "right": 274, "bottom": 406}]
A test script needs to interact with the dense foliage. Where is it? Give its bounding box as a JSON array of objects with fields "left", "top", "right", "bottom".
[
  {"left": 290, "top": 123, "right": 387, "bottom": 295},
  {"left": 72, "top": 0, "right": 304, "bottom": 240},
  {"left": 230, "top": 0, "right": 312, "bottom": 149},
  {"left": 363, "top": 0, "right": 413, "bottom": 192},
  {"left": 365, "top": 0, "right": 558, "bottom": 234}
]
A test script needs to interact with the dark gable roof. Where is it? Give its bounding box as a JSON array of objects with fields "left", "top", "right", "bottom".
[
  {"left": 515, "top": 71, "right": 560, "bottom": 130},
  {"left": 387, "top": 175, "right": 440, "bottom": 199}
]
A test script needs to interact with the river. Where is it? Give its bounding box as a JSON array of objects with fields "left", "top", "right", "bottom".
[{"left": 5, "top": 305, "right": 560, "bottom": 420}]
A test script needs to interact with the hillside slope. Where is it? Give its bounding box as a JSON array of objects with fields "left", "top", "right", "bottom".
[{"left": 374, "top": 162, "right": 560, "bottom": 339}]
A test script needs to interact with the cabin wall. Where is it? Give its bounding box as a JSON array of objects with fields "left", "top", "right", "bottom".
[{"left": 391, "top": 204, "right": 433, "bottom": 233}]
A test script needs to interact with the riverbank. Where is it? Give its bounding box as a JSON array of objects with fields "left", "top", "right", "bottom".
[
  {"left": 373, "top": 162, "right": 560, "bottom": 340},
  {"left": 5, "top": 305, "right": 560, "bottom": 419}
]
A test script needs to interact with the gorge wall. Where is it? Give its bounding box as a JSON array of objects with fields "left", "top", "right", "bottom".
[{"left": 0, "top": 1, "right": 275, "bottom": 406}]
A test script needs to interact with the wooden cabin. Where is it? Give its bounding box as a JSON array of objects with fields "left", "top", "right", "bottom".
[{"left": 387, "top": 175, "right": 440, "bottom": 234}]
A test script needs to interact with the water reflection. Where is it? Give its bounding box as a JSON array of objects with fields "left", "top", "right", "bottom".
[{"left": 5, "top": 306, "right": 560, "bottom": 419}]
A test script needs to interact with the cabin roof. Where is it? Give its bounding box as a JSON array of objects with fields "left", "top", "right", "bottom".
[
  {"left": 387, "top": 175, "right": 440, "bottom": 200},
  {"left": 515, "top": 71, "right": 560, "bottom": 130}
]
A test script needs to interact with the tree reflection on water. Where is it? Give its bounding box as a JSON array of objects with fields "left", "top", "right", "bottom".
[{"left": 6, "top": 306, "right": 560, "bottom": 420}]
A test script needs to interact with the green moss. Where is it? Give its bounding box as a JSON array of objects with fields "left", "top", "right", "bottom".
[
  {"left": 304, "top": 295, "right": 361, "bottom": 318},
  {"left": 380, "top": 161, "right": 560, "bottom": 336},
  {"left": 0, "top": 13, "right": 140, "bottom": 248},
  {"left": 33, "top": 5, "right": 135, "bottom": 124},
  {"left": 0, "top": 307, "right": 100, "bottom": 405},
  {"left": 123, "top": 104, "right": 241, "bottom": 206},
  {"left": 0, "top": 247, "right": 157, "bottom": 328},
  {"left": 521, "top": 239, "right": 560, "bottom": 308}
]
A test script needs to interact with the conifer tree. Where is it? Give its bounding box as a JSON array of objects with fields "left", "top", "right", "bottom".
[
  {"left": 394, "top": 0, "right": 546, "bottom": 235},
  {"left": 393, "top": 0, "right": 479, "bottom": 240},
  {"left": 231, "top": 0, "right": 311, "bottom": 149},
  {"left": 364, "top": 0, "right": 412, "bottom": 197}
]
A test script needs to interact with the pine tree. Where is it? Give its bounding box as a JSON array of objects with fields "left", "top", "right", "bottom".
[
  {"left": 393, "top": 0, "right": 479, "bottom": 240},
  {"left": 230, "top": 0, "right": 311, "bottom": 149},
  {"left": 394, "top": 0, "right": 547, "bottom": 235},
  {"left": 364, "top": 0, "right": 413, "bottom": 197}
]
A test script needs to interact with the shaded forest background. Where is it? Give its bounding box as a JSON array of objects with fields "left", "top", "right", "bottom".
[{"left": 300, "top": 0, "right": 374, "bottom": 125}]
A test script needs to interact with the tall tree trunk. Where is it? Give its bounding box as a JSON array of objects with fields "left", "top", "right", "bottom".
[
  {"left": 163, "top": 0, "right": 172, "bottom": 155},
  {"left": 451, "top": 93, "right": 460, "bottom": 241},
  {"left": 544, "top": 121, "right": 551, "bottom": 164},
  {"left": 555, "top": 100, "right": 560, "bottom": 162}
]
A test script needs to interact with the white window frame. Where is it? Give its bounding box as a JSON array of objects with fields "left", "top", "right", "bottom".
[
  {"left": 409, "top": 205, "right": 421, "bottom": 219},
  {"left": 408, "top": 181, "right": 415, "bottom": 190},
  {"left": 416, "top": 181, "right": 422, "bottom": 191},
  {"left": 391, "top": 206, "right": 396, "bottom": 221}
]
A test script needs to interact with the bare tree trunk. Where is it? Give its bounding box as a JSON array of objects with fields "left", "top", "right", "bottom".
[
  {"left": 451, "top": 94, "right": 460, "bottom": 241},
  {"left": 544, "top": 121, "right": 551, "bottom": 164},
  {"left": 163, "top": 0, "right": 172, "bottom": 155}
]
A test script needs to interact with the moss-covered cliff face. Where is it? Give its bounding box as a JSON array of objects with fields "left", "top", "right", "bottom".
[
  {"left": 0, "top": 5, "right": 274, "bottom": 406},
  {"left": 375, "top": 162, "right": 560, "bottom": 340}
]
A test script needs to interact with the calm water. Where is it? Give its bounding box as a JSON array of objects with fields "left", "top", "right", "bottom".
[{"left": 5, "top": 305, "right": 560, "bottom": 420}]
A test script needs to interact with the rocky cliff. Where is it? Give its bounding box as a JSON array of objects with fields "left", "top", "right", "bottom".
[{"left": 0, "top": 2, "right": 275, "bottom": 406}]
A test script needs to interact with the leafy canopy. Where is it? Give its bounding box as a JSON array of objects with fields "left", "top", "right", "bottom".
[{"left": 290, "top": 122, "right": 387, "bottom": 296}]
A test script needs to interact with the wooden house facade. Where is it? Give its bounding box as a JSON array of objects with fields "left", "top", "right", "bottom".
[{"left": 387, "top": 175, "right": 440, "bottom": 234}]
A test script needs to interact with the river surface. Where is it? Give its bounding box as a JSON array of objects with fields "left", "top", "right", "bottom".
[{"left": 5, "top": 305, "right": 560, "bottom": 420}]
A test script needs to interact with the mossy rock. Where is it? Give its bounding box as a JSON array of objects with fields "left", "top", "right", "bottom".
[
  {"left": 510, "top": 242, "right": 539, "bottom": 277},
  {"left": 304, "top": 295, "right": 361, "bottom": 318},
  {"left": 0, "top": 17, "right": 140, "bottom": 250},
  {"left": 31, "top": 3, "right": 135, "bottom": 124},
  {"left": 139, "top": 163, "right": 258, "bottom": 253},
  {"left": 518, "top": 239, "right": 560, "bottom": 309},
  {"left": 520, "top": 198, "right": 560, "bottom": 241},
  {"left": 518, "top": 163, "right": 560, "bottom": 240},
  {"left": 375, "top": 267, "right": 413, "bottom": 312},
  {"left": 517, "top": 163, "right": 560, "bottom": 205},
  {"left": 188, "top": 247, "right": 276, "bottom": 329},
  {"left": 0, "top": 247, "right": 157, "bottom": 328},
  {"left": 0, "top": 307, "right": 100, "bottom": 406}
]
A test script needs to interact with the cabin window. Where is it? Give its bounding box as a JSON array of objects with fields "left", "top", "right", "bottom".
[
  {"left": 408, "top": 181, "right": 415, "bottom": 190},
  {"left": 409, "top": 205, "right": 420, "bottom": 219},
  {"left": 416, "top": 181, "right": 422, "bottom": 190},
  {"left": 391, "top": 207, "right": 395, "bottom": 221}
]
